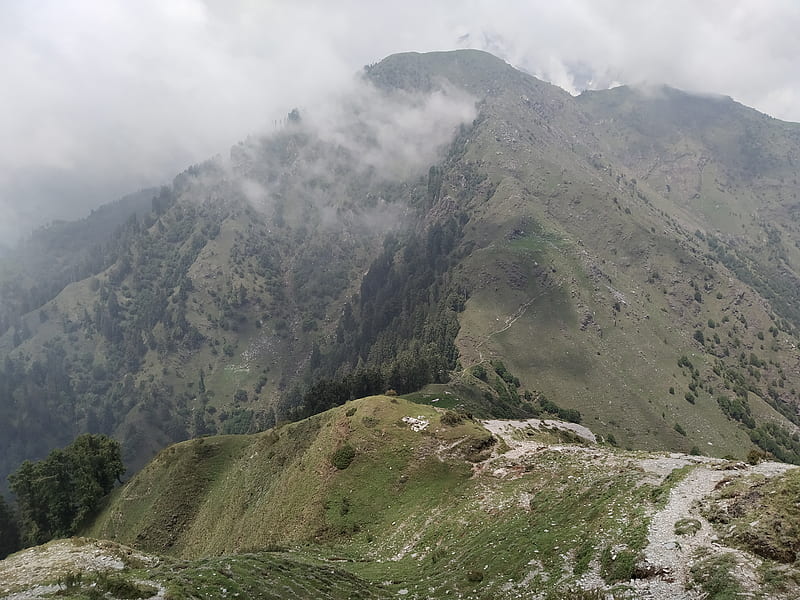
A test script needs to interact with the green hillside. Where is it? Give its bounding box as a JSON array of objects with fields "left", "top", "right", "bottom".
[
  {"left": 82, "top": 396, "right": 660, "bottom": 597},
  {"left": 2, "top": 395, "right": 799, "bottom": 598},
  {"left": 2, "top": 48, "right": 800, "bottom": 491}
]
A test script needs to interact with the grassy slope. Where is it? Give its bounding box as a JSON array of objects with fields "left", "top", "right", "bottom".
[
  {"left": 85, "top": 396, "right": 674, "bottom": 598},
  {"left": 430, "top": 56, "right": 800, "bottom": 457},
  {"left": 0, "top": 538, "right": 389, "bottom": 600},
  {"left": 3, "top": 49, "right": 800, "bottom": 486},
  {"left": 87, "top": 396, "right": 487, "bottom": 557}
]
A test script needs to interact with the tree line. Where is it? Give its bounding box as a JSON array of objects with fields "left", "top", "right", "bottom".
[{"left": 0, "top": 433, "right": 124, "bottom": 558}]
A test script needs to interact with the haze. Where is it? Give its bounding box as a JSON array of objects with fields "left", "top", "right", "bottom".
[{"left": 1, "top": 0, "right": 798, "bottom": 243}]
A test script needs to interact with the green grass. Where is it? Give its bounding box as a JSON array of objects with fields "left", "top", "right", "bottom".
[
  {"left": 704, "top": 468, "right": 800, "bottom": 564},
  {"left": 689, "top": 553, "right": 743, "bottom": 600},
  {"left": 82, "top": 396, "right": 666, "bottom": 597},
  {"left": 155, "top": 552, "right": 390, "bottom": 600}
]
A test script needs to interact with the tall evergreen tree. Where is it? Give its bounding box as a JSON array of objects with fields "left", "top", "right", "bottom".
[{"left": 0, "top": 493, "right": 20, "bottom": 559}]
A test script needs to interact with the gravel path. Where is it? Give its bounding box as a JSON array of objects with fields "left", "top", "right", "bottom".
[
  {"left": 633, "top": 460, "right": 798, "bottom": 599},
  {"left": 0, "top": 539, "right": 163, "bottom": 600},
  {"left": 483, "top": 418, "right": 800, "bottom": 598},
  {"left": 636, "top": 466, "right": 728, "bottom": 599}
]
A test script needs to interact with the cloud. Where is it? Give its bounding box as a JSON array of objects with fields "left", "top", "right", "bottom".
[
  {"left": 1, "top": 0, "right": 798, "bottom": 242},
  {"left": 228, "top": 78, "right": 476, "bottom": 234},
  {"left": 305, "top": 80, "right": 476, "bottom": 181}
]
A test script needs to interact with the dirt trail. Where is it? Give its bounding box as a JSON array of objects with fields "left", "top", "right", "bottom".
[
  {"left": 473, "top": 291, "right": 548, "bottom": 362},
  {"left": 632, "top": 460, "right": 797, "bottom": 599},
  {"left": 483, "top": 418, "right": 799, "bottom": 598},
  {"left": 0, "top": 539, "right": 163, "bottom": 600}
]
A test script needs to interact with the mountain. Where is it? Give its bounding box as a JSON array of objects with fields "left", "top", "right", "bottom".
[
  {"left": 5, "top": 396, "right": 800, "bottom": 598},
  {"left": 2, "top": 49, "right": 800, "bottom": 490}
]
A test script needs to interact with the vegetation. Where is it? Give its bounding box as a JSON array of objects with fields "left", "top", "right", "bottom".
[
  {"left": 704, "top": 469, "right": 800, "bottom": 563},
  {"left": 331, "top": 444, "right": 356, "bottom": 470},
  {"left": 9, "top": 434, "right": 124, "bottom": 546},
  {"left": 0, "top": 493, "right": 20, "bottom": 559},
  {"left": 77, "top": 396, "right": 660, "bottom": 597},
  {"left": 3, "top": 47, "right": 800, "bottom": 517},
  {"left": 689, "top": 553, "right": 743, "bottom": 600}
]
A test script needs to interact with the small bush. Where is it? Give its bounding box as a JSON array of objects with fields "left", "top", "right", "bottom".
[
  {"left": 345, "top": 407, "right": 357, "bottom": 417},
  {"left": 440, "top": 411, "right": 464, "bottom": 426},
  {"left": 472, "top": 364, "right": 487, "bottom": 381},
  {"left": 385, "top": 389, "right": 397, "bottom": 396},
  {"left": 466, "top": 570, "right": 484, "bottom": 583},
  {"left": 600, "top": 546, "right": 638, "bottom": 582},
  {"left": 674, "top": 423, "right": 686, "bottom": 436},
  {"left": 675, "top": 518, "right": 702, "bottom": 536},
  {"left": 747, "top": 448, "right": 766, "bottom": 465},
  {"left": 331, "top": 444, "right": 356, "bottom": 470}
]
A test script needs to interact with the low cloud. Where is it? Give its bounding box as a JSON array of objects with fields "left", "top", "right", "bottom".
[
  {"left": 228, "top": 78, "right": 476, "bottom": 234},
  {"left": 1, "top": 0, "right": 797, "bottom": 242},
  {"left": 306, "top": 80, "right": 476, "bottom": 181}
]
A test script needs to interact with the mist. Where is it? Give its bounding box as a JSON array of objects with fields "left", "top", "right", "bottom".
[
  {"left": 226, "top": 77, "right": 476, "bottom": 234},
  {"left": 1, "top": 1, "right": 798, "bottom": 243}
]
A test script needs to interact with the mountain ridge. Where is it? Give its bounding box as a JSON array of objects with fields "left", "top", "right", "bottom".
[{"left": 1, "top": 48, "right": 800, "bottom": 489}]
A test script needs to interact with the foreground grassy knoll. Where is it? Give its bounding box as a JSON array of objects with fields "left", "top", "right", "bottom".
[{"left": 3, "top": 396, "right": 799, "bottom": 599}]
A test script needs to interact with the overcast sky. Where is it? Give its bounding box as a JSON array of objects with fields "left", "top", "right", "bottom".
[{"left": 1, "top": 0, "right": 799, "bottom": 244}]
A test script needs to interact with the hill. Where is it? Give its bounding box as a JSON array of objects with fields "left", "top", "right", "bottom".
[
  {"left": 4, "top": 397, "right": 800, "bottom": 598},
  {"left": 2, "top": 49, "right": 800, "bottom": 488}
]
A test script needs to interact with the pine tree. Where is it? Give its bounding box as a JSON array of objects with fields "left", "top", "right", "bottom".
[{"left": 0, "top": 494, "right": 20, "bottom": 559}]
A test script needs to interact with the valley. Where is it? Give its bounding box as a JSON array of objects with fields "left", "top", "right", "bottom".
[{"left": 2, "top": 48, "right": 800, "bottom": 597}]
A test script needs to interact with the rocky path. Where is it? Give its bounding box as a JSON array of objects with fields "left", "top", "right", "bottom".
[
  {"left": 635, "top": 465, "right": 728, "bottom": 599},
  {"left": 483, "top": 418, "right": 799, "bottom": 598},
  {"left": 0, "top": 539, "right": 163, "bottom": 600},
  {"left": 635, "top": 460, "right": 798, "bottom": 599}
]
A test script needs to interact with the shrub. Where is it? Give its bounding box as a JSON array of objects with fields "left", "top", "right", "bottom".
[
  {"left": 331, "top": 444, "right": 356, "bottom": 470},
  {"left": 747, "top": 448, "right": 766, "bottom": 465},
  {"left": 685, "top": 392, "right": 696, "bottom": 404},
  {"left": 472, "top": 364, "right": 487, "bottom": 381},
  {"left": 385, "top": 389, "right": 397, "bottom": 396},
  {"left": 440, "top": 411, "right": 464, "bottom": 426},
  {"left": 674, "top": 423, "right": 687, "bottom": 436},
  {"left": 466, "top": 570, "right": 484, "bottom": 583},
  {"left": 600, "top": 546, "right": 638, "bottom": 582}
]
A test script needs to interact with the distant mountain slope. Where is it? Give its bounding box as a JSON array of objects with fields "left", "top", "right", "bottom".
[{"left": 2, "top": 49, "right": 800, "bottom": 488}]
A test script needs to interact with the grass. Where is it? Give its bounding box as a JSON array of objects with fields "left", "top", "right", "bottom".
[
  {"left": 154, "top": 552, "right": 390, "bottom": 600},
  {"left": 650, "top": 464, "right": 695, "bottom": 508},
  {"left": 81, "top": 396, "right": 668, "bottom": 597},
  {"left": 688, "top": 553, "right": 742, "bottom": 600},
  {"left": 674, "top": 518, "right": 702, "bottom": 536},
  {"left": 704, "top": 468, "right": 800, "bottom": 564}
]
